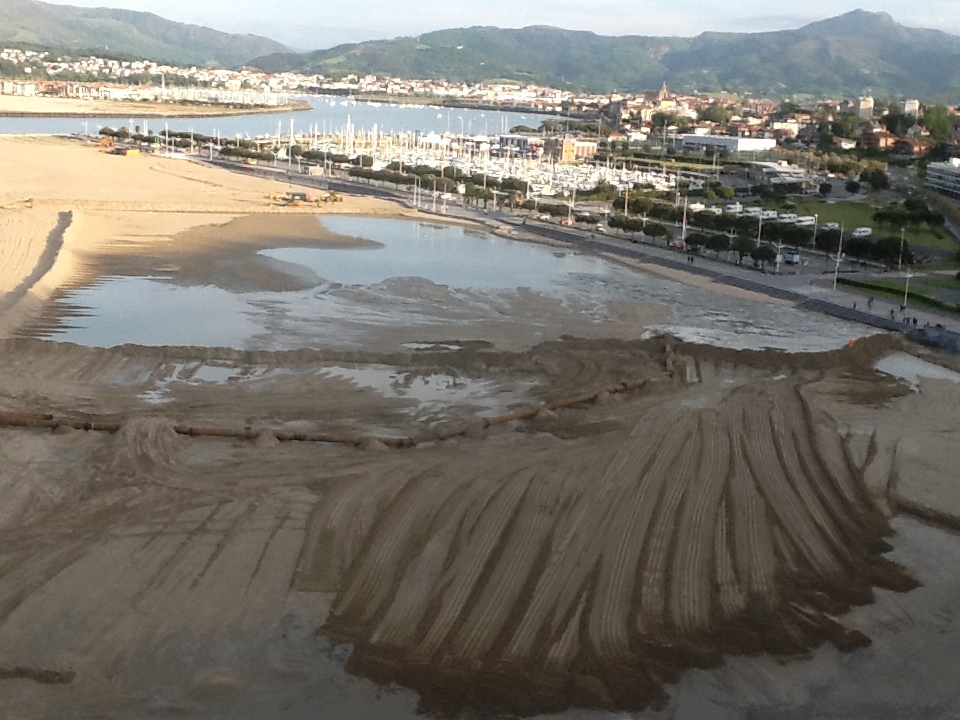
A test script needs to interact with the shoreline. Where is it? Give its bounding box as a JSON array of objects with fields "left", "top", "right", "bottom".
[{"left": 0, "top": 96, "right": 312, "bottom": 119}]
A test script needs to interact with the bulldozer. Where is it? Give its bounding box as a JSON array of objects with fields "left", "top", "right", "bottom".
[
  {"left": 268, "top": 190, "right": 342, "bottom": 207},
  {"left": 269, "top": 190, "right": 324, "bottom": 207}
]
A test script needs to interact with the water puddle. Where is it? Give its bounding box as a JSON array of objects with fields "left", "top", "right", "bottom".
[
  {"left": 876, "top": 352, "right": 960, "bottom": 390},
  {"left": 141, "top": 362, "right": 275, "bottom": 404},
  {"left": 402, "top": 342, "right": 464, "bottom": 351},
  {"left": 138, "top": 359, "right": 530, "bottom": 416},
  {"left": 319, "top": 365, "right": 531, "bottom": 416},
  {"left": 24, "top": 216, "right": 873, "bottom": 353}
]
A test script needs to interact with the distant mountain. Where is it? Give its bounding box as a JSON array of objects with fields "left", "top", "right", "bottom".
[
  {"left": 250, "top": 11, "right": 960, "bottom": 101},
  {"left": 0, "top": 0, "right": 288, "bottom": 67}
]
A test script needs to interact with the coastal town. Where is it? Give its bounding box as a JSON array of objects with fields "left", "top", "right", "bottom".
[{"left": 2, "top": 45, "right": 959, "bottom": 160}]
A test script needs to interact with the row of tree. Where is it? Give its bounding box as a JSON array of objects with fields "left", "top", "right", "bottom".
[{"left": 873, "top": 198, "right": 945, "bottom": 228}]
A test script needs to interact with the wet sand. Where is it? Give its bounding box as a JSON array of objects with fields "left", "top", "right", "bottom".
[{"left": 1, "top": 136, "right": 959, "bottom": 719}]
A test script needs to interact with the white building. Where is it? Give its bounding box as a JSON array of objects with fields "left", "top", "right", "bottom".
[
  {"left": 902, "top": 99, "right": 921, "bottom": 116},
  {"left": 857, "top": 96, "right": 875, "bottom": 119},
  {"left": 926, "top": 158, "right": 960, "bottom": 200},
  {"left": 677, "top": 135, "right": 777, "bottom": 153}
]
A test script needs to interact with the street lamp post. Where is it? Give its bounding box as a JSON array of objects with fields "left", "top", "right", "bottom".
[
  {"left": 898, "top": 227, "right": 905, "bottom": 271},
  {"left": 904, "top": 269, "right": 913, "bottom": 308},
  {"left": 833, "top": 223, "right": 845, "bottom": 291}
]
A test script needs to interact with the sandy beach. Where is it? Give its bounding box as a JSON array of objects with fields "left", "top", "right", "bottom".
[
  {"left": 0, "top": 94, "right": 310, "bottom": 118},
  {"left": 1, "top": 135, "right": 960, "bottom": 719}
]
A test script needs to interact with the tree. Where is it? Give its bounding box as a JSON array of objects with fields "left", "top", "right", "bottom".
[
  {"left": 819, "top": 182, "right": 833, "bottom": 197},
  {"left": 704, "top": 233, "right": 730, "bottom": 255},
  {"left": 831, "top": 113, "right": 859, "bottom": 139},
  {"left": 845, "top": 179, "right": 862, "bottom": 194},
  {"left": 920, "top": 105, "right": 951, "bottom": 145},
  {"left": 880, "top": 113, "right": 910, "bottom": 138},
  {"left": 861, "top": 168, "right": 889, "bottom": 191},
  {"left": 750, "top": 245, "right": 777, "bottom": 268},
  {"left": 717, "top": 185, "right": 736, "bottom": 200},
  {"left": 732, "top": 235, "right": 755, "bottom": 265},
  {"left": 698, "top": 105, "right": 731, "bottom": 124},
  {"left": 816, "top": 229, "right": 842, "bottom": 254}
]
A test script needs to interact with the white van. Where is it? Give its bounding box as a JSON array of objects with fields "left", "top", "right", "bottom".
[
  {"left": 760, "top": 210, "right": 779, "bottom": 220},
  {"left": 724, "top": 202, "right": 743, "bottom": 214},
  {"left": 795, "top": 216, "right": 816, "bottom": 227},
  {"left": 778, "top": 213, "right": 798, "bottom": 224}
]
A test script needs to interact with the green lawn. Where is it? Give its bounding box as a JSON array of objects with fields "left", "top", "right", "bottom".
[
  {"left": 838, "top": 277, "right": 960, "bottom": 315},
  {"left": 915, "top": 275, "right": 960, "bottom": 290},
  {"left": 783, "top": 199, "right": 959, "bottom": 253},
  {"left": 917, "top": 261, "right": 960, "bottom": 271}
]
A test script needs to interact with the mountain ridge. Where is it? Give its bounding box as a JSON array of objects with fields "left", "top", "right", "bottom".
[
  {"left": 0, "top": 0, "right": 288, "bottom": 67},
  {"left": 249, "top": 11, "right": 960, "bottom": 101}
]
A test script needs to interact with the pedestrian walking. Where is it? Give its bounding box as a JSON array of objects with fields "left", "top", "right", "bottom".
[{"left": 867, "top": 297, "right": 874, "bottom": 310}]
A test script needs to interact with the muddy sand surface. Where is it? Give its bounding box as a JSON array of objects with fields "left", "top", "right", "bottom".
[
  {"left": 1, "top": 333, "right": 959, "bottom": 718},
  {"left": 3, "top": 136, "right": 960, "bottom": 719}
]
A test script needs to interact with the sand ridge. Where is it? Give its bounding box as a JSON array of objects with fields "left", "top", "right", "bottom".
[{"left": 0, "top": 333, "right": 938, "bottom": 717}]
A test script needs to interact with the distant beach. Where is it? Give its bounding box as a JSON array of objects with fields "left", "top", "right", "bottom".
[{"left": 0, "top": 94, "right": 311, "bottom": 118}]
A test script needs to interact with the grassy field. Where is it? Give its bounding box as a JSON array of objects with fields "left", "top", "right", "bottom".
[
  {"left": 918, "top": 260, "right": 960, "bottom": 271},
  {"left": 838, "top": 277, "right": 960, "bottom": 315},
  {"left": 781, "top": 198, "right": 959, "bottom": 253}
]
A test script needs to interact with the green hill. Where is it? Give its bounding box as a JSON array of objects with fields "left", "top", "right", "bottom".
[
  {"left": 250, "top": 11, "right": 960, "bottom": 101},
  {"left": 0, "top": 0, "right": 288, "bottom": 67}
]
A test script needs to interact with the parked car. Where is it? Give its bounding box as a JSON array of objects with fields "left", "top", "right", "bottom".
[
  {"left": 851, "top": 227, "right": 873, "bottom": 238},
  {"left": 778, "top": 213, "right": 799, "bottom": 224},
  {"left": 795, "top": 216, "right": 816, "bottom": 227},
  {"left": 760, "top": 210, "right": 779, "bottom": 220},
  {"left": 823, "top": 221, "right": 840, "bottom": 231},
  {"left": 724, "top": 202, "right": 743, "bottom": 214}
]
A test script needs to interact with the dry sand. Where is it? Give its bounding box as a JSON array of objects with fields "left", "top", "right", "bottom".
[
  {"left": 0, "top": 135, "right": 415, "bottom": 334},
  {"left": 1, "top": 136, "right": 959, "bottom": 718}
]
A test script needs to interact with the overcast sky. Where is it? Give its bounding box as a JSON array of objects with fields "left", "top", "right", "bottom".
[{"left": 54, "top": 0, "right": 960, "bottom": 49}]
